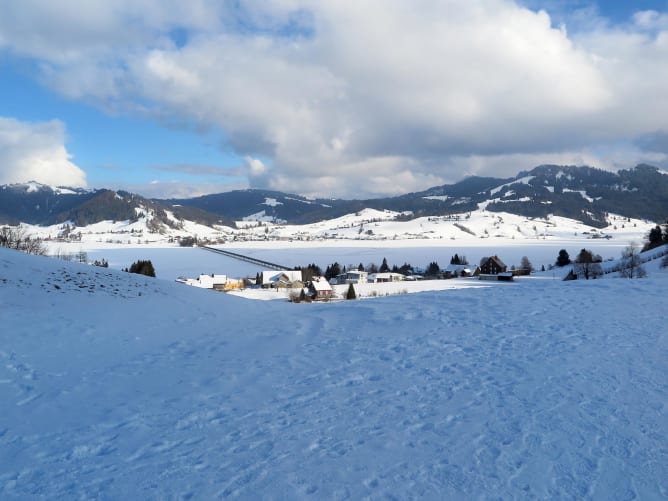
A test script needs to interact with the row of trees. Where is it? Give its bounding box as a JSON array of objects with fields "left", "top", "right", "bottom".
[
  {"left": 313, "top": 258, "right": 417, "bottom": 280},
  {"left": 0, "top": 226, "right": 47, "bottom": 256},
  {"left": 558, "top": 243, "right": 653, "bottom": 280},
  {"left": 301, "top": 253, "right": 479, "bottom": 281}
]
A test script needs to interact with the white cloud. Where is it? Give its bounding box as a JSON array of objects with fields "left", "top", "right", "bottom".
[
  {"left": 0, "top": 117, "right": 87, "bottom": 187},
  {"left": 244, "top": 156, "right": 267, "bottom": 177},
  {"left": 1, "top": 1, "right": 668, "bottom": 197}
]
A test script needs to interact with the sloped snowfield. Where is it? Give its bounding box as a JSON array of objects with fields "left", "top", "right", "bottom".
[{"left": 1, "top": 248, "right": 666, "bottom": 499}]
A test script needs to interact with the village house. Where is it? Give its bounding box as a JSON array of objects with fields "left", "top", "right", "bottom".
[
  {"left": 334, "top": 270, "right": 368, "bottom": 284},
  {"left": 478, "top": 256, "right": 513, "bottom": 281},
  {"left": 260, "top": 270, "right": 303, "bottom": 289},
  {"left": 479, "top": 256, "right": 507, "bottom": 275},
  {"left": 178, "top": 274, "right": 228, "bottom": 290},
  {"left": 308, "top": 276, "right": 333, "bottom": 300},
  {"left": 443, "top": 264, "right": 474, "bottom": 278},
  {"left": 177, "top": 274, "right": 245, "bottom": 291},
  {"left": 368, "top": 272, "right": 405, "bottom": 283}
]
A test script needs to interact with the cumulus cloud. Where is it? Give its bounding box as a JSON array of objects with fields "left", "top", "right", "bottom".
[
  {"left": 1, "top": 0, "right": 667, "bottom": 197},
  {"left": 0, "top": 117, "right": 87, "bottom": 187}
]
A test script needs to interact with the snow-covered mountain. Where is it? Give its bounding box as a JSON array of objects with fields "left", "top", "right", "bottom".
[
  {"left": 170, "top": 164, "right": 668, "bottom": 226},
  {"left": 3, "top": 164, "right": 668, "bottom": 233},
  {"left": 1, "top": 245, "right": 666, "bottom": 498},
  {"left": 0, "top": 182, "right": 235, "bottom": 230}
]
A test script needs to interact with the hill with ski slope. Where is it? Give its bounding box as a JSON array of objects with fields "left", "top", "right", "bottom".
[{"left": 1, "top": 247, "right": 666, "bottom": 498}]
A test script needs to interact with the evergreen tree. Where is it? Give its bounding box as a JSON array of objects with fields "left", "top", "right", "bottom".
[
  {"left": 426, "top": 261, "right": 440, "bottom": 276},
  {"left": 325, "top": 262, "right": 341, "bottom": 280},
  {"left": 398, "top": 262, "right": 413, "bottom": 275},
  {"left": 644, "top": 225, "right": 664, "bottom": 251},
  {"left": 346, "top": 283, "right": 357, "bottom": 300},
  {"left": 127, "top": 259, "right": 156, "bottom": 277},
  {"left": 298, "top": 263, "right": 322, "bottom": 281},
  {"left": 379, "top": 257, "right": 390, "bottom": 273},
  {"left": 358, "top": 263, "right": 364, "bottom": 271},
  {"left": 555, "top": 249, "right": 571, "bottom": 267}
]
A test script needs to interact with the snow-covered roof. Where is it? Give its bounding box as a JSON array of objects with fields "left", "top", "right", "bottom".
[
  {"left": 261, "top": 270, "right": 302, "bottom": 284},
  {"left": 310, "top": 277, "right": 332, "bottom": 291}
]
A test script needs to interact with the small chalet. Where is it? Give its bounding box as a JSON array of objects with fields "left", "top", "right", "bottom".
[
  {"left": 479, "top": 256, "right": 507, "bottom": 275},
  {"left": 308, "top": 277, "right": 333, "bottom": 300}
]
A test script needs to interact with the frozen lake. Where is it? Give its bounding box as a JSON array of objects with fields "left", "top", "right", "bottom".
[{"left": 65, "top": 237, "right": 643, "bottom": 281}]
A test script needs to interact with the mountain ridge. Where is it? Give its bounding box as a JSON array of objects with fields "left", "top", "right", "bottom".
[{"left": 2, "top": 164, "right": 667, "bottom": 229}]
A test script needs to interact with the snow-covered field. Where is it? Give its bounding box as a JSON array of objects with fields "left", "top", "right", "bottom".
[{"left": 1, "top": 246, "right": 666, "bottom": 498}]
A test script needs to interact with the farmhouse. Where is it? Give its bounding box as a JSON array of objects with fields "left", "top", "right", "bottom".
[
  {"left": 478, "top": 256, "right": 513, "bottom": 281},
  {"left": 479, "top": 256, "right": 507, "bottom": 275}
]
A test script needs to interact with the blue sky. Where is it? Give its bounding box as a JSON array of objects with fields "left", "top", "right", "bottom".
[{"left": 1, "top": 0, "right": 667, "bottom": 198}]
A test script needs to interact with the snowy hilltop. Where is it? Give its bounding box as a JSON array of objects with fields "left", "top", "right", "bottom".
[{"left": 1, "top": 246, "right": 666, "bottom": 498}]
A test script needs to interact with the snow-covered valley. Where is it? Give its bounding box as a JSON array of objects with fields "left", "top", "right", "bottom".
[{"left": 1, "top": 245, "right": 666, "bottom": 498}]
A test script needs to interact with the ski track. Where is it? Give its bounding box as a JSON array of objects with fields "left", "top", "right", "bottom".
[{"left": 0, "top": 251, "right": 667, "bottom": 499}]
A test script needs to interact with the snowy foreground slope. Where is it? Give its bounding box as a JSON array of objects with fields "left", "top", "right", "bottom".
[{"left": 1, "top": 248, "right": 667, "bottom": 499}]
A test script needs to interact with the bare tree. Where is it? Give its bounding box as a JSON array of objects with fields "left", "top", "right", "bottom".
[
  {"left": 520, "top": 256, "right": 533, "bottom": 272},
  {"left": 0, "top": 226, "right": 47, "bottom": 256},
  {"left": 619, "top": 242, "right": 647, "bottom": 278},
  {"left": 573, "top": 248, "right": 603, "bottom": 279}
]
